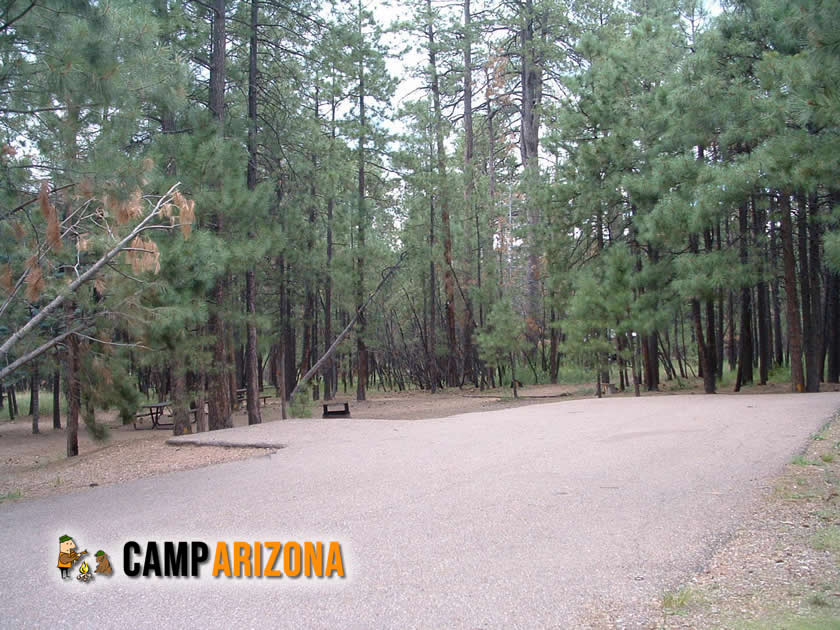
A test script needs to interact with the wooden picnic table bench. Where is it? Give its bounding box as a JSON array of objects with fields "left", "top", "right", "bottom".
[
  {"left": 236, "top": 388, "right": 273, "bottom": 406},
  {"left": 134, "top": 402, "right": 197, "bottom": 430},
  {"left": 322, "top": 402, "right": 350, "bottom": 418}
]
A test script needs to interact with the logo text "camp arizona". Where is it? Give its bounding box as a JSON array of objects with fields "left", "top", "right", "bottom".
[{"left": 123, "top": 541, "right": 345, "bottom": 578}]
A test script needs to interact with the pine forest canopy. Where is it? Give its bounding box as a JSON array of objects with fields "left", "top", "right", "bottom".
[{"left": 1, "top": 0, "right": 838, "bottom": 456}]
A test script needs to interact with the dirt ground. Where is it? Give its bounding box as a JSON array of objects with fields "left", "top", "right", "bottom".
[
  {"left": 0, "top": 383, "right": 582, "bottom": 504},
  {"left": 652, "top": 411, "right": 840, "bottom": 629},
  {"left": 3, "top": 377, "right": 836, "bottom": 506}
]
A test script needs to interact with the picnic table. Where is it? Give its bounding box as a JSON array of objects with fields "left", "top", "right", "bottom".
[
  {"left": 236, "top": 388, "right": 273, "bottom": 406},
  {"left": 134, "top": 402, "right": 197, "bottom": 430}
]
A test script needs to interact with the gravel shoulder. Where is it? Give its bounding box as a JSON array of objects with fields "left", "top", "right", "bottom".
[{"left": 651, "top": 411, "right": 840, "bottom": 629}]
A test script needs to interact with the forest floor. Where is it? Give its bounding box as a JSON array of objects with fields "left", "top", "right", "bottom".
[
  {"left": 1, "top": 377, "right": 838, "bottom": 505},
  {"left": 651, "top": 412, "right": 840, "bottom": 630}
]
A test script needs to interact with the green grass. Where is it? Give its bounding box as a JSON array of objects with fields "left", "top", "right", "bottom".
[
  {"left": 0, "top": 489, "right": 22, "bottom": 503},
  {"left": 810, "top": 526, "right": 840, "bottom": 554},
  {"left": 735, "top": 612, "right": 840, "bottom": 630},
  {"left": 792, "top": 455, "right": 823, "bottom": 466},
  {"left": 1, "top": 388, "right": 66, "bottom": 421},
  {"left": 662, "top": 587, "right": 696, "bottom": 613}
]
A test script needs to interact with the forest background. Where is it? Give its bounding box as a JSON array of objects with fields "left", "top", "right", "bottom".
[{"left": 1, "top": 0, "right": 838, "bottom": 455}]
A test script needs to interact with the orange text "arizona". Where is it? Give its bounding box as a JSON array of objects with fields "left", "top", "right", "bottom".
[{"left": 211, "top": 541, "right": 344, "bottom": 578}]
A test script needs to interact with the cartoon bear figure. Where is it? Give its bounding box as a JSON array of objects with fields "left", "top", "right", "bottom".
[{"left": 94, "top": 550, "right": 113, "bottom": 576}]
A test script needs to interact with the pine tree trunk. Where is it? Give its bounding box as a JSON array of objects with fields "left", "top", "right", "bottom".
[
  {"left": 691, "top": 234, "right": 715, "bottom": 393},
  {"left": 355, "top": 1, "right": 367, "bottom": 402},
  {"left": 243, "top": 0, "right": 262, "bottom": 426},
  {"left": 52, "top": 367, "right": 60, "bottom": 429},
  {"left": 171, "top": 369, "right": 191, "bottom": 436},
  {"left": 779, "top": 193, "right": 805, "bottom": 392},
  {"left": 753, "top": 201, "right": 770, "bottom": 385},
  {"left": 808, "top": 194, "right": 824, "bottom": 384},
  {"left": 31, "top": 360, "right": 39, "bottom": 434},
  {"left": 519, "top": 0, "right": 542, "bottom": 361},
  {"left": 826, "top": 271, "right": 840, "bottom": 383},
  {"left": 425, "top": 0, "right": 457, "bottom": 387},
  {"left": 770, "top": 222, "right": 785, "bottom": 367},
  {"left": 798, "top": 195, "right": 819, "bottom": 391},
  {"left": 324, "top": 197, "right": 334, "bottom": 400},
  {"left": 735, "top": 203, "right": 753, "bottom": 390},
  {"left": 66, "top": 325, "right": 80, "bottom": 457},
  {"left": 206, "top": 0, "right": 232, "bottom": 430}
]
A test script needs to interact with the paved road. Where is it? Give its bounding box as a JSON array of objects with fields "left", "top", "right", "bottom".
[{"left": 2, "top": 393, "right": 838, "bottom": 629}]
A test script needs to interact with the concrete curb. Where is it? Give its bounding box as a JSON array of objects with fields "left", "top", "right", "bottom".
[{"left": 165, "top": 438, "right": 285, "bottom": 449}]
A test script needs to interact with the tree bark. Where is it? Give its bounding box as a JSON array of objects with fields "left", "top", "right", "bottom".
[
  {"left": 206, "top": 0, "right": 232, "bottom": 430},
  {"left": 797, "top": 195, "right": 819, "bottom": 391},
  {"left": 753, "top": 200, "right": 770, "bottom": 385},
  {"left": 52, "top": 367, "right": 60, "bottom": 429},
  {"left": 425, "top": 0, "right": 457, "bottom": 387},
  {"left": 30, "top": 359, "right": 39, "bottom": 434},
  {"left": 355, "top": 0, "right": 367, "bottom": 402},
  {"left": 244, "top": 0, "right": 262, "bottom": 425},
  {"left": 779, "top": 193, "right": 805, "bottom": 392},
  {"left": 735, "top": 203, "right": 753, "bottom": 390}
]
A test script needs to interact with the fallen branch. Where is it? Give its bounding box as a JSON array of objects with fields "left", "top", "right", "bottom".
[
  {"left": 0, "top": 324, "right": 88, "bottom": 382},
  {"left": 290, "top": 251, "right": 407, "bottom": 401},
  {"left": 0, "top": 182, "right": 181, "bottom": 363}
]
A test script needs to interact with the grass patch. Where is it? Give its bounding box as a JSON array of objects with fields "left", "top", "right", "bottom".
[
  {"left": 792, "top": 455, "right": 823, "bottom": 466},
  {"left": 662, "top": 587, "right": 695, "bottom": 613},
  {"left": 810, "top": 526, "right": 840, "bottom": 554},
  {"left": 0, "top": 489, "right": 22, "bottom": 503},
  {"left": 808, "top": 592, "right": 831, "bottom": 608},
  {"left": 1, "top": 388, "right": 66, "bottom": 422},
  {"left": 736, "top": 611, "right": 840, "bottom": 630}
]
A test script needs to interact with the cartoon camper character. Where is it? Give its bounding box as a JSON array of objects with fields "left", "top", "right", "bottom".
[
  {"left": 57, "top": 535, "right": 87, "bottom": 579},
  {"left": 94, "top": 550, "right": 113, "bottom": 575}
]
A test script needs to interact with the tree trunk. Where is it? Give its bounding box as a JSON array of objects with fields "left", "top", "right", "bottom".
[
  {"left": 690, "top": 234, "right": 715, "bottom": 393},
  {"left": 826, "top": 271, "right": 840, "bottom": 383},
  {"left": 355, "top": 1, "right": 367, "bottom": 402},
  {"left": 206, "top": 0, "right": 231, "bottom": 430},
  {"left": 425, "top": 0, "right": 457, "bottom": 387},
  {"left": 243, "top": 0, "right": 262, "bottom": 425},
  {"left": 797, "top": 195, "right": 820, "bottom": 391},
  {"left": 52, "top": 367, "right": 60, "bottom": 429},
  {"left": 779, "top": 193, "right": 805, "bottom": 392},
  {"left": 66, "top": 328, "right": 80, "bottom": 457},
  {"left": 31, "top": 359, "right": 39, "bottom": 434},
  {"left": 735, "top": 203, "right": 753, "bottom": 390},
  {"left": 519, "top": 0, "right": 543, "bottom": 359},
  {"left": 171, "top": 369, "right": 191, "bottom": 436},
  {"left": 753, "top": 200, "right": 770, "bottom": 385}
]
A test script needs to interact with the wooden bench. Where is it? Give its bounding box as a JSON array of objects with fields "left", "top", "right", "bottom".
[
  {"left": 322, "top": 402, "right": 350, "bottom": 418},
  {"left": 238, "top": 389, "right": 272, "bottom": 407},
  {"left": 134, "top": 402, "right": 197, "bottom": 430}
]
